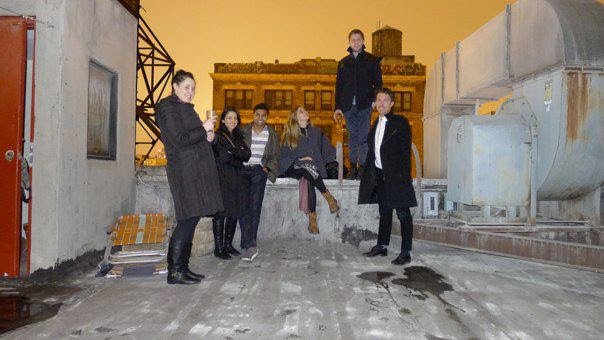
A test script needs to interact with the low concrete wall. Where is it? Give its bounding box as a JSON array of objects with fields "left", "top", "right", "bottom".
[{"left": 135, "top": 167, "right": 450, "bottom": 251}]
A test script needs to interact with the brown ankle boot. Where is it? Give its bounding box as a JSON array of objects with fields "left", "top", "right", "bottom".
[
  {"left": 308, "top": 211, "right": 319, "bottom": 234},
  {"left": 322, "top": 191, "right": 340, "bottom": 214}
]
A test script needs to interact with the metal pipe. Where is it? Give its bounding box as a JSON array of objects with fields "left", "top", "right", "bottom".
[
  {"left": 411, "top": 142, "right": 423, "bottom": 217},
  {"left": 336, "top": 142, "right": 343, "bottom": 187}
]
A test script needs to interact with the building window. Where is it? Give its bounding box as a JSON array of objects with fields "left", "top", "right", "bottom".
[
  {"left": 393, "top": 91, "right": 412, "bottom": 112},
  {"left": 321, "top": 90, "right": 332, "bottom": 111},
  {"left": 271, "top": 124, "right": 283, "bottom": 135},
  {"left": 304, "top": 91, "right": 315, "bottom": 110},
  {"left": 87, "top": 60, "right": 117, "bottom": 160},
  {"left": 265, "top": 90, "right": 292, "bottom": 110},
  {"left": 224, "top": 90, "right": 253, "bottom": 109}
]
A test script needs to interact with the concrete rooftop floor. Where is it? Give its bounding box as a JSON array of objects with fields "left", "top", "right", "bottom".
[{"left": 3, "top": 239, "right": 604, "bottom": 339}]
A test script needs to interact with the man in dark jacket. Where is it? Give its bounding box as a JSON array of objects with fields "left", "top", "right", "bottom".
[
  {"left": 239, "top": 103, "right": 280, "bottom": 261},
  {"left": 358, "top": 88, "right": 417, "bottom": 265},
  {"left": 334, "top": 29, "right": 383, "bottom": 180}
]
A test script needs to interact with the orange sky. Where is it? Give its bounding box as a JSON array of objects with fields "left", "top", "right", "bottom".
[{"left": 140, "top": 0, "right": 515, "bottom": 112}]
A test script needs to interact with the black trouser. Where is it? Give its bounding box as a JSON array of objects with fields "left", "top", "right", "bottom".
[
  {"left": 171, "top": 215, "right": 201, "bottom": 243},
  {"left": 285, "top": 165, "right": 327, "bottom": 212},
  {"left": 240, "top": 165, "right": 268, "bottom": 249},
  {"left": 375, "top": 168, "right": 413, "bottom": 252}
]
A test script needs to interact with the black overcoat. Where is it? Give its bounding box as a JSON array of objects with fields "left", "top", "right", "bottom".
[
  {"left": 358, "top": 112, "right": 417, "bottom": 208},
  {"left": 214, "top": 130, "right": 251, "bottom": 218},
  {"left": 156, "top": 95, "right": 224, "bottom": 220}
]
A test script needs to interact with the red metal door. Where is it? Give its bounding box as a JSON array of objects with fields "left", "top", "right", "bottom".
[{"left": 0, "top": 17, "right": 27, "bottom": 277}]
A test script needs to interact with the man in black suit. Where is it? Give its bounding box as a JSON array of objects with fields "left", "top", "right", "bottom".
[{"left": 358, "top": 88, "right": 417, "bottom": 265}]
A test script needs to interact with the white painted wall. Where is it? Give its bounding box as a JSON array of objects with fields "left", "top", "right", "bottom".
[{"left": 0, "top": 0, "right": 137, "bottom": 271}]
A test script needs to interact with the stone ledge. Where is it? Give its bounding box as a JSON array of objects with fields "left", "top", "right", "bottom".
[{"left": 134, "top": 166, "right": 447, "bottom": 245}]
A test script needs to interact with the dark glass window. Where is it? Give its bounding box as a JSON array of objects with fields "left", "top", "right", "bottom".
[
  {"left": 224, "top": 90, "right": 253, "bottom": 109},
  {"left": 393, "top": 91, "right": 412, "bottom": 111},
  {"left": 304, "top": 90, "right": 315, "bottom": 110},
  {"left": 265, "top": 90, "right": 292, "bottom": 110},
  {"left": 321, "top": 90, "right": 332, "bottom": 110}
]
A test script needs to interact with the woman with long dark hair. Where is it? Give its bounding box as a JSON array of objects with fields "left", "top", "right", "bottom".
[
  {"left": 212, "top": 108, "right": 251, "bottom": 260},
  {"left": 156, "top": 70, "right": 223, "bottom": 284},
  {"left": 279, "top": 106, "right": 340, "bottom": 234}
]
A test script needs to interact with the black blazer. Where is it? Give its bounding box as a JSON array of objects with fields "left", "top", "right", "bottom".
[
  {"left": 335, "top": 47, "right": 383, "bottom": 112},
  {"left": 358, "top": 112, "right": 417, "bottom": 208}
]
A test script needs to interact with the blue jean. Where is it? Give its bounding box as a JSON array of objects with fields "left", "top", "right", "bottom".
[
  {"left": 239, "top": 166, "right": 268, "bottom": 249},
  {"left": 343, "top": 105, "right": 371, "bottom": 165}
]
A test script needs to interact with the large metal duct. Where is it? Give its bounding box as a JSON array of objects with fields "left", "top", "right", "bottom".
[{"left": 424, "top": 0, "right": 603, "bottom": 223}]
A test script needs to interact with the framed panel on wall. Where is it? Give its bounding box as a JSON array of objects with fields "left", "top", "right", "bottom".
[{"left": 87, "top": 60, "right": 118, "bottom": 160}]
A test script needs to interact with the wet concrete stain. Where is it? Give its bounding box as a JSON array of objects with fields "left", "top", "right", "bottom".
[
  {"left": 356, "top": 271, "right": 395, "bottom": 288},
  {"left": 357, "top": 272, "right": 415, "bottom": 324},
  {"left": 399, "top": 307, "right": 412, "bottom": 315},
  {"left": 278, "top": 309, "right": 297, "bottom": 316},
  {"left": 93, "top": 326, "right": 116, "bottom": 333},
  {"left": 391, "top": 266, "right": 476, "bottom": 338},
  {"left": 390, "top": 266, "right": 454, "bottom": 304},
  {"left": 0, "top": 284, "right": 80, "bottom": 334},
  {"left": 0, "top": 294, "right": 61, "bottom": 334},
  {"left": 341, "top": 225, "right": 378, "bottom": 247}
]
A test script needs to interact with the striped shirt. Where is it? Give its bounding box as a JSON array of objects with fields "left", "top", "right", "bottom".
[{"left": 244, "top": 126, "right": 269, "bottom": 166}]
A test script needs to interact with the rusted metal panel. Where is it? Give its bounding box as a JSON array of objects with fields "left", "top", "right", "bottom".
[
  {"left": 414, "top": 222, "right": 604, "bottom": 272},
  {"left": 566, "top": 72, "right": 590, "bottom": 142}
]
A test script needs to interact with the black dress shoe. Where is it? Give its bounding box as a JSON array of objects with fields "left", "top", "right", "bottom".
[
  {"left": 391, "top": 254, "right": 411, "bottom": 265},
  {"left": 363, "top": 245, "right": 388, "bottom": 257}
]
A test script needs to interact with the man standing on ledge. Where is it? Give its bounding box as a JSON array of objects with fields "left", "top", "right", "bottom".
[
  {"left": 334, "top": 29, "right": 383, "bottom": 180},
  {"left": 358, "top": 88, "right": 416, "bottom": 265}
]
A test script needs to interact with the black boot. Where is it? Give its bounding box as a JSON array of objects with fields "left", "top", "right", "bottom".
[
  {"left": 357, "top": 164, "right": 365, "bottom": 180},
  {"left": 212, "top": 218, "right": 231, "bottom": 260},
  {"left": 184, "top": 242, "right": 205, "bottom": 280},
  {"left": 347, "top": 163, "right": 358, "bottom": 180},
  {"left": 167, "top": 238, "right": 201, "bottom": 284},
  {"left": 224, "top": 218, "right": 241, "bottom": 256}
]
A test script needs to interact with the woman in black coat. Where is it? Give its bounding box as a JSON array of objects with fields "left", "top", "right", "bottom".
[
  {"left": 156, "top": 70, "right": 223, "bottom": 285},
  {"left": 212, "top": 108, "right": 251, "bottom": 260},
  {"left": 279, "top": 106, "right": 340, "bottom": 234}
]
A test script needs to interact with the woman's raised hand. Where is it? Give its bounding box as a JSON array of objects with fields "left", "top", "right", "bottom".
[
  {"left": 203, "top": 116, "right": 217, "bottom": 131},
  {"left": 203, "top": 116, "right": 217, "bottom": 142}
]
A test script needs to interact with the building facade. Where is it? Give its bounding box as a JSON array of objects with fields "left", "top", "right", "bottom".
[
  {"left": 0, "top": 0, "right": 138, "bottom": 276},
  {"left": 210, "top": 26, "right": 426, "bottom": 176}
]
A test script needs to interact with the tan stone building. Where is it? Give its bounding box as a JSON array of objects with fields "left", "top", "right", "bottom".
[{"left": 210, "top": 26, "right": 426, "bottom": 176}]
